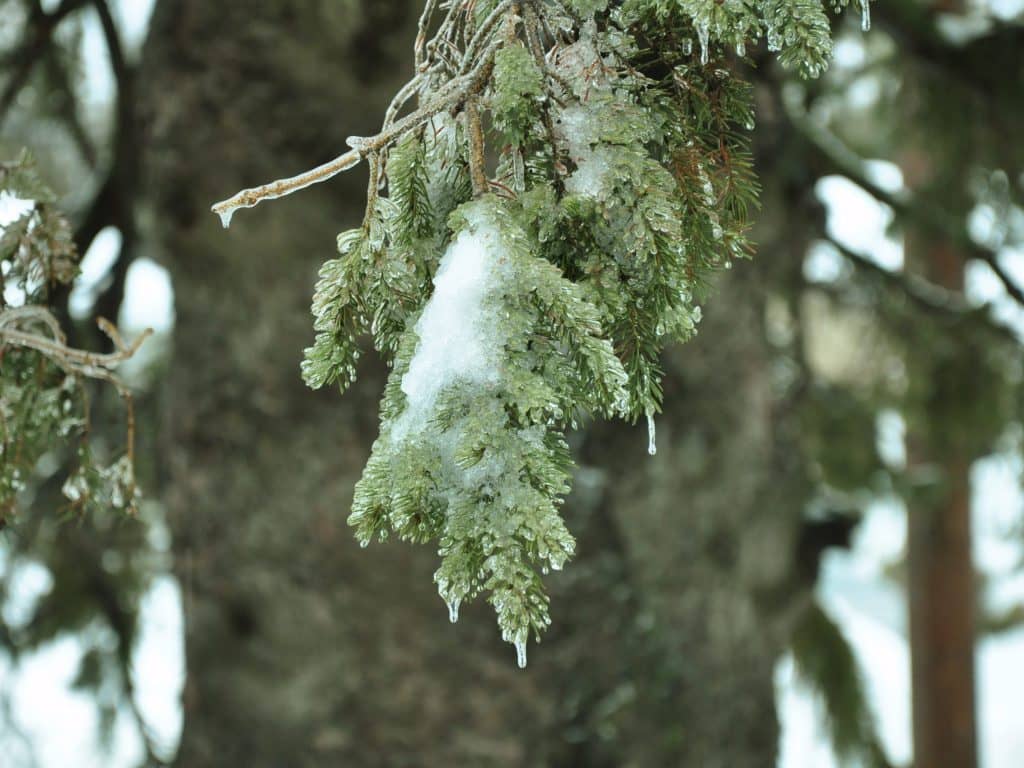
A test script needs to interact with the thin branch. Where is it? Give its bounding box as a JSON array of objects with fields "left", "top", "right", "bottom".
[
  {"left": 974, "top": 249, "right": 1024, "bottom": 308},
  {"left": 822, "top": 236, "right": 969, "bottom": 315},
  {"left": 415, "top": 0, "right": 439, "bottom": 72},
  {"left": 823, "top": 236, "right": 1021, "bottom": 343},
  {"left": 783, "top": 86, "right": 1024, "bottom": 311},
  {"left": 465, "top": 98, "right": 489, "bottom": 196},
  {"left": 211, "top": 36, "right": 506, "bottom": 227},
  {"left": 0, "top": 310, "right": 150, "bottom": 392}
]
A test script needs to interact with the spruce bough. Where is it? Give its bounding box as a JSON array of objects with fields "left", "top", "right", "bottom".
[{"left": 214, "top": 0, "right": 869, "bottom": 666}]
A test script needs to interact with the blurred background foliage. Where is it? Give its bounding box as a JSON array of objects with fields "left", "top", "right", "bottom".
[{"left": 1, "top": 1, "right": 1023, "bottom": 766}]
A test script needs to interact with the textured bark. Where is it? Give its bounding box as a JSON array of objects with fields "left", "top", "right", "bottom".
[{"left": 139, "top": 4, "right": 807, "bottom": 765}]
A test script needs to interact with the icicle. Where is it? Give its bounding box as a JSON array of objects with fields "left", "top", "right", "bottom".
[
  {"left": 682, "top": 38, "right": 693, "bottom": 56},
  {"left": 860, "top": 0, "right": 871, "bottom": 32},
  {"left": 697, "top": 22, "right": 710, "bottom": 65},
  {"left": 513, "top": 149, "right": 526, "bottom": 193},
  {"left": 736, "top": 41, "right": 746, "bottom": 58},
  {"left": 447, "top": 597, "right": 461, "bottom": 624},
  {"left": 217, "top": 209, "right": 234, "bottom": 229},
  {"left": 515, "top": 637, "right": 528, "bottom": 668},
  {"left": 646, "top": 410, "right": 657, "bottom": 456}
]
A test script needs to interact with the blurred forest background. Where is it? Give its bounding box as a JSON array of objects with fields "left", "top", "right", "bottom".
[{"left": 1, "top": 1, "right": 1023, "bottom": 766}]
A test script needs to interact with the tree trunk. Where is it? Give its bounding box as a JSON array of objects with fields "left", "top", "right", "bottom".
[
  {"left": 907, "top": 240, "right": 978, "bottom": 768},
  {"left": 139, "top": 3, "right": 807, "bottom": 765}
]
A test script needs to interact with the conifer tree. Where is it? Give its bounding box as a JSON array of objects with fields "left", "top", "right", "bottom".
[
  {"left": 214, "top": 0, "right": 871, "bottom": 664},
  {"left": 0, "top": 151, "right": 146, "bottom": 523}
]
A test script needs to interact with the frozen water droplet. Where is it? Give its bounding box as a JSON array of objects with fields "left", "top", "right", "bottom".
[
  {"left": 447, "top": 598, "right": 461, "bottom": 623},
  {"left": 861, "top": 0, "right": 871, "bottom": 32},
  {"left": 736, "top": 41, "right": 746, "bottom": 58},
  {"left": 646, "top": 410, "right": 657, "bottom": 456},
  {"left": 515, "top": 638, "right": 528, "bottom": 668}
]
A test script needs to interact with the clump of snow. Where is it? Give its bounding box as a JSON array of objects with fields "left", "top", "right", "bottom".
[
  {"left": 556, "top": 104, "right": 613, "bottom": 200},
  {"left": 391, "top": 215, "right": 510, "bottom": 441},
  {"left": 550, "top": 23, "right": 616, "bottom": 200}
]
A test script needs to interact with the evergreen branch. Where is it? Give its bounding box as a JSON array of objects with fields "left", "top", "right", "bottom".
[{"left": 784, "top": 84, "right": 1024, "bottom": 310}]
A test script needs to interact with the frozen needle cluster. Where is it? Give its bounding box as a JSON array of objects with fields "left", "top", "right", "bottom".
[{"left": 217, "top": 0, "right": 871, "bottom": 663}]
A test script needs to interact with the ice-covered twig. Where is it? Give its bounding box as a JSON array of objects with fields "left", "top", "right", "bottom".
[
  {"left": 0, "top": 310, "right": 150, "bottom": 461},
  {"left": 210, "top": 149, "right": 362, "bottom": 229},
  {"left": 211, "top": 34, "right": 506, "bottom": 228},
  {"left": 0, "top": 309, "right": 150, "bottom": 389}
]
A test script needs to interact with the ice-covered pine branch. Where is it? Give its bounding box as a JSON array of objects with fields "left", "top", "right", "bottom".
[
  {"left": 211, "top": 0, "right": 868, "bottom": 665},
  {"left": 1, "top": 151, "right": 148, "bottom": 520}
]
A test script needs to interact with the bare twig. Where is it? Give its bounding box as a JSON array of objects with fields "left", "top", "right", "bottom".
[{"left": 465, "top": 98, "right": 489, "bottom": 196}]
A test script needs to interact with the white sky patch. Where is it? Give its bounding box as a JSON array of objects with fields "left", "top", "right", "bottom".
[
  {"left": 965, "top": 250, "right": 1024, "bottom": 337},
  {"left": 875, "top": 409, "right": 907, "bottom": 472},
  {"left": 0, "top": 633, "right": 146, "bottom": 768},
  {"left": 846, "top": 74, "right": 882, "bottom": 110},
  {"left": 803, "top": 240, "right": 850, "bottom": 284},
  {"left": 0, "top": 192, "right": 34, "bottom": 226},
  {"left": 1, "top": 194, "right": 35, "bottom": 306},
  {"left": 120, "top": 257, "right": 174, "bottom": 333},
  {"left": 831, "top": 36, "right": 866, "bottom": 70},
  {"left": 130, "top": 576, "right": 185, "bottom": 761},
  {"left": 70, "top": 225, "right": 122, "bottom": 319},
  {"left": 971, "top": 453, "right": 1024, "bottom": 578},
  {"left": 989, "top": 0, "right": 1024, "bottom": 19},
  {"left": 863, "top": 159, "right": 904, "bottom": 195},
  {"left": 816, "top": 175, "right": 904, "bottom": 272},
  {"left": 0, "top": 555, "right": 53, "bottom": 629},
  {"left": 392, "top": 218, "right": 509, "bottom": 442},
  {"left": 78, "top": 7, "right": 116, "bottom": 110},
  {"left": 114, "top": 0, "right": 157, "bottom": 58}
]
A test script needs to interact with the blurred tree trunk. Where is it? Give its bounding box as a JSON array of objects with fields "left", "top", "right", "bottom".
[
  {"left": 139, "top": 3, "right": 808, "bottom": 765},
  {"left": 906, "top": 238, "right": 978, "bottom": 768}
]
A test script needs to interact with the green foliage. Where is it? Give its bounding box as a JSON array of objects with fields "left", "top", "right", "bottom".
[
  {"left": 0, "top": 151, "right": 139, "bottom": 522},
  {"left": 0, "top": 149, "right": 77, "bottom": 303},
  {"left": 301, "top": 0, "right": 864, "bottom": 661},
  {"left": 492, "top": 43, "right": 545, "bottom": 147}
]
